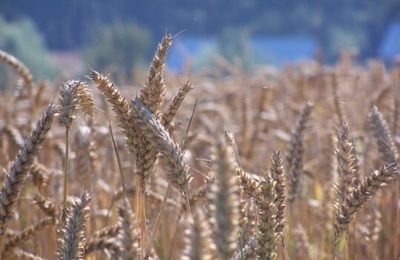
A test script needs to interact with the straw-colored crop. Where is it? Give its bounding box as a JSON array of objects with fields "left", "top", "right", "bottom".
[{"left": 0, "top": 36, "right": 399, "bottom": 260}]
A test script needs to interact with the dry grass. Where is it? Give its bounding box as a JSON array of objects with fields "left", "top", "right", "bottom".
[{"left": 0, "top": 37, "right": 399, "bottom": 260}]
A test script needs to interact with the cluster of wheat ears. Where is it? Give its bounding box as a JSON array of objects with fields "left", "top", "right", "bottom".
[{"left": 0, "top": 35, "right": 399, "bottom": 260}]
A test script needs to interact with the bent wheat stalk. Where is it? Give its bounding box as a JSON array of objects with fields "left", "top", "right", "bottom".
[
  {"left": 130, "top": 98, "right": 191, "bottom": 197},
  {"left": 334, "top": 163, "right": 399, "bottom": 244},
  {"left": 0, "top": 49, "right": 34, "bottom": 97},
  {"left": 0, "top": 104, "right": 56, "bottom": 237},
  {"left": 58, "top": 80, "right": 93, "bottom": 210}
]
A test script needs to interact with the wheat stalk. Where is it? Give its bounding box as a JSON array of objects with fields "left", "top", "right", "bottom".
[
  {"left": 286, "top": 102, "right": 313, "bottom": 205},
  {"left": 182, "top": 208, "right": 214, "bottom": 260},
  {"left": 58, "top": 80, "right": 93, "bottom": 210},
  {"left": 140, "top": 34, "right": 173, "bottom": 117},
  {"left": 271, "top": 151, "right": 286, "bottom": 241},
  {"left": 0, "top": 104, "right": 56, "bottom": 236},
  {"left": 208, "top": 137, "right": 240, "bottom": 260},
  {"left": 131, "top": 97, "right": 191, "bottom": 196},
  {"left": 11, "top": 248, "right": 45, "bottom": 260},
  {"left": 57, "top": 192, "right": 91, "bottom": 260},
  {"left": 2, "top": 217, "right": 54, "bottom": 257},
  {"left": 369, "top": 105, "right": 398, "bottom": 164},
  {"left": 334, "top": 163, "right": 399, "bottom": 243},
  {"left": 255, "top": 174, "right": 277, "bottom": 260},
  {"left": 33, "top": 194, "right": 57, "bottom": 218},
  {"left": 162, "top": 81, "right": 193, "bottom": 128}
]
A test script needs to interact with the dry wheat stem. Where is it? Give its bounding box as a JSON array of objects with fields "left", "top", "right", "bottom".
[
  {"left": 109, "top": 122, "right": 129, "bottom": 208},
  {"left": 63, "top": 126, "right": 70, "bottom": 212},
  {"left": 145, "top": 183, "right": 172, "bottom": 258}
]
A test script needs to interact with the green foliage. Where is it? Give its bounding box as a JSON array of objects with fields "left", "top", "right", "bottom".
[
  {"left": 215, "top": 27, "right": 256, "bottom": 71},
  {"left": 83, "top": 22, "right": 151, "bottom": 80},
  {"left": 190, "top": 43, "right": 219, "bottom": 71},
  {"left": 325, "top": 26, "right": 368, "bottom": 60},
  {"left": 0, "top": 17, "right": 58, "bottom": 88}
]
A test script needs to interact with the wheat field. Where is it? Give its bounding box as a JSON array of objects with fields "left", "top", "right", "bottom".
[{"left": 0, "top": 35, "right": 399, "bottom": 260}]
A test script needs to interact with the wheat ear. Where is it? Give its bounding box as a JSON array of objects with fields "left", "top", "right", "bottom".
[
  {"left": 57, "top": 192, "right": 91, "bottom": 260},
  {"left": 11, "top": 248, "right": 45, "bottom": 260},
  {"left": 208, "top": 137, "right": 240, "bottom": 259},
  {"left": 27, "top": 161, "right": 50, "bottom": 190},
  {"left": 58, "top": 80, "right": 92, "bottom": 210},
  {"left": 2, "top": 217, "right": 54, "bottom": 257},
  {"left": 90, "top": 70, "right": 139, "bottom": 157},
  {"left": 232, "top": 237, "right": 258, "bottom": 260},
  {"left": 334, "top": 163, "right": 399, "bottom": 243},
  {"left": 84, "top": 237, "right": 121, "bottom": 257},
  {"left": 140, "top": 34, "right": 173, "bottom": 117},
  {"left": 182, "top": 208, "right": 214, "bottom": 260},
  {"left": 0, "top": 104, "right": 56, "bottom": 236},
  {"left": 131, "top": 98, "right": 191, "bottom": 196},
  {"left": 117, "top": 205, "right": 138, "bottom": 258},
  {"left": 236, "top": 167, "right": 261, "bottom": 197},
  {"left": 162, "top": 81, "right": 193, "bottom": 128},
  {"left": 90, "top": 71, "right": 157, "bottom": 188},
  {"left": 33, "top": 194, "right": 56, "bottom": 218},
  {"left": 369, "top": 105, "right": 398, "bottom": 163},
  {"left": 271, "top": 151, "right": 286, "bottom": 241},
  {"left": 255, "top": 173, "right": 277, "bottom": 260},
  {"left": 335, "top": 123, "right": 359, "bottom": 206},
  {"left": 286, "top": 102, "right": 313, "bottom": 205}
]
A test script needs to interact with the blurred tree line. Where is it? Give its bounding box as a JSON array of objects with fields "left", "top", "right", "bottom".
[
  {"left": 0, "top": 17, "right": 58, "bottom": 88},
  {"left": 1, "top": 0, "right": 400, "bottom": 61}
]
